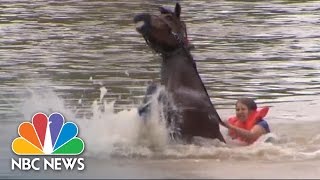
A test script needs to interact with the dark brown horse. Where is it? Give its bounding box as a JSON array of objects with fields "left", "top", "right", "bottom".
[{"left": 134, "top": 3, "right": 226, "bottom": 143}]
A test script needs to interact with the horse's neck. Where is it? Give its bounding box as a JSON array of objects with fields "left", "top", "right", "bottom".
[{"left": 160, "top": 48, "right": 202, "bottom": 90}]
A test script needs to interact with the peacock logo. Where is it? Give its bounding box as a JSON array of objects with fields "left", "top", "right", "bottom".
[{"left": 12, "top": 112, "right": 85, "bottom": 155}]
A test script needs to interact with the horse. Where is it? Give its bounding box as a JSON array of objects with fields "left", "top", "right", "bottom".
[{"left": 134, "top": 3, "right": 226, "bottom": 143}]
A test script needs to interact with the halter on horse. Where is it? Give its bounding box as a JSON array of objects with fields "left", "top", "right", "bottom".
[{"left": 134, "top": 3, "right": 226, "bottom": 143}]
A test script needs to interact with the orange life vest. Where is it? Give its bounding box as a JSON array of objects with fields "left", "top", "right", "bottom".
[{"left": 227, "top": 106, "right": 269, "bottom": 144}]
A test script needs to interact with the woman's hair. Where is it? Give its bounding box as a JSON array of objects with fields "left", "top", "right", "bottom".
[{"left": 236, "top": 98, "right": 257, "bottom": 111}]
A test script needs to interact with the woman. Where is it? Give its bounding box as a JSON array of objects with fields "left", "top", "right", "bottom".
[{"left": 225, "top": 98, "right": 270, "bottom": 145}]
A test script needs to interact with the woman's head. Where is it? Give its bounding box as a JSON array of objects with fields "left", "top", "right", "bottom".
[{"left": 235, "top": 98, "right": 257, "bottom": 122}]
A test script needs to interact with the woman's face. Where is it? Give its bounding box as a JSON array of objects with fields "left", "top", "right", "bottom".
[{"left": 236, "top": 102, "right": 250, "bottom": 122}]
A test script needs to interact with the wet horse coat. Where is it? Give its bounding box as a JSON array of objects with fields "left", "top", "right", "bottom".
[{"left": 134, "top": 3, "right": 226, "bottom": 143}]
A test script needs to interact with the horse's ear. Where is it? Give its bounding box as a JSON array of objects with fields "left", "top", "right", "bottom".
[{"left": 175, "top": 3, "right": 181, "bottom": 18}]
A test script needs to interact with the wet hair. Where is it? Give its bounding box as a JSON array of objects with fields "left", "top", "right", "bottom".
[{"left": 236, "top": 98, "right": 257, "bottom": 111}]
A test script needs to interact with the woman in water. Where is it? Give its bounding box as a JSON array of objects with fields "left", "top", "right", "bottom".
[{"left": 225, "top": 98, "right": 271, "bottom": 145}]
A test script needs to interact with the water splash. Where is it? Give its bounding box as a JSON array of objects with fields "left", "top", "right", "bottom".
[{"left": 19, "top": 87, "right": 76, "bottom": 123}]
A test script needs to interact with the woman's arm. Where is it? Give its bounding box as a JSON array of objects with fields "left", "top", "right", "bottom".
[{"left": 226, "top": 123, "right": 267, "bottom": 143}]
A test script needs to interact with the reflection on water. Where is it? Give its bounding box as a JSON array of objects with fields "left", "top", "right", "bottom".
[{"left": 0, "top": 0, "right": 319, "bottom": 119}]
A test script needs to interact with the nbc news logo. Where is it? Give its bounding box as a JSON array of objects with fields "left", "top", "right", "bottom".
[{"left": 11, "top": 112, "right": 85, "bottom": 171}]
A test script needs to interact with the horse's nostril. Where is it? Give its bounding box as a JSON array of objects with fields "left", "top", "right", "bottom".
[
  {"left": 135, "top": 21, "right": 145, "bottom": 31},
  {"left": 134, "top": 13, "right": 151, "bottom": 34},
  {"left": 133, "top": 13, "right": 150, "bottom": 23}
]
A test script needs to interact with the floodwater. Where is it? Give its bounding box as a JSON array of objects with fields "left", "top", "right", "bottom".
[{"left": 1, "top": 0, "right": 320, "bottom": 178}]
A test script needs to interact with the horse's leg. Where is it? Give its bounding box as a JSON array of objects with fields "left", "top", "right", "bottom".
[
  {"left": 180, "top": 110, "right": 226, "bottom": 143},
  {"left": 138, "top": 82, "right": 159, "bottom": 116}
]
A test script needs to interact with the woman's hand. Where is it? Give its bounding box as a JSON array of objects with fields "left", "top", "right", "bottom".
[
  {"left": 222, "top": 120, "right": 232, "bottom": 129},
  {"left": 225, "top": 122, "right": 237, "bottom": 131}
]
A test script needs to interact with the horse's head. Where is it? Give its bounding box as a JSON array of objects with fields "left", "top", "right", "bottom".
[{"left": 134, "top": 3, "right": 189, "bottom": 53}]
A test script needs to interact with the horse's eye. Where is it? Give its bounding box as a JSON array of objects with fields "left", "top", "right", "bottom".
[{"left": 165, "top": 15, "right": 173, "bottom": 21}]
